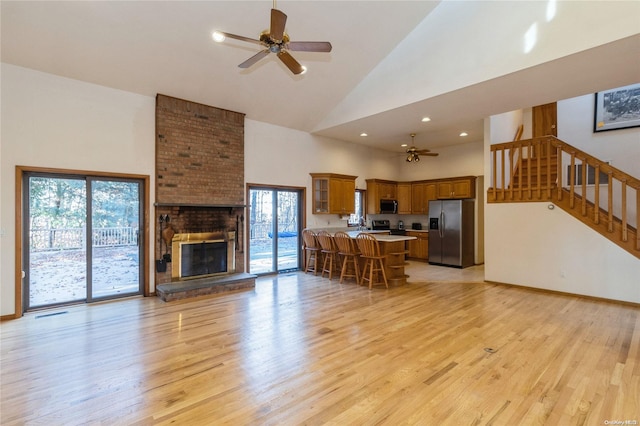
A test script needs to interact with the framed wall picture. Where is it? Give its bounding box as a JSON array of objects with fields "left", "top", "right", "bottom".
[{"left": 594, "top": 83, "right": 640, "bottom": 132}]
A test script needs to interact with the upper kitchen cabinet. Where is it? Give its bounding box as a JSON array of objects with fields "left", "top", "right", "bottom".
[
  {"left": 366, "top": 179, "right": 397, "bottom": 214},
  {"left": 310, "top": 173, "right": 357, "bottom": 215},
  {"left": 436, "top": 176, "right": 476, "bottom": 199},
  {"left": 411, "top": 181, "right": 437, "bottom": 214},
  {"left": 397, "top": 183, "right": 412, "bottom": 214}
]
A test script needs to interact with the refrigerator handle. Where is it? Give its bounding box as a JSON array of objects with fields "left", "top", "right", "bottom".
[{"left": 439, "top": 211, "right": 444, "bottom": 238}]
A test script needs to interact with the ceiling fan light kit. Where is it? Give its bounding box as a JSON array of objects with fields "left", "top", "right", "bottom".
[
  {"left": 213, "top": 6, "right": 332, "bottom": 75},
  {"left": 405, "top": 133, "right": 438, "bottom": 163}
]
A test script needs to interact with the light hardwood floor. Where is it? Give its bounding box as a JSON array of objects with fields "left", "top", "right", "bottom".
[{"left": 1, "top": 262, "right": 638, "bottom": 425}]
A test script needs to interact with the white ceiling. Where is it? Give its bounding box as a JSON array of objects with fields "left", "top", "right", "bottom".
[{"left": 2, "top": 1, "right": 639, "bottom": 154}]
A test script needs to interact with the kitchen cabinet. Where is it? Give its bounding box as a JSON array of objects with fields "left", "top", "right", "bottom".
[
  {"left": 310, "top": 173, "right": 357, "bottom": 214},
  {"left": 366, "top": 179, "right": 398, "bottom": 214},
  {"left": 411, "top": 182, "right": 437, "bottom": 214},
  {"left": 437, "top": 176, "right": 476, "bottom": 199},
  {"left": 397, "top": 183, "right": 412, "bottom": 214},
  {"left": 406, "top": 231, "right": 428, "bottom": 261}
]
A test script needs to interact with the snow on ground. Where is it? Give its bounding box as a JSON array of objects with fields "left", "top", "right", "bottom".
[{"left": 29, "top": 246, "right": 139, "bottom": 307}]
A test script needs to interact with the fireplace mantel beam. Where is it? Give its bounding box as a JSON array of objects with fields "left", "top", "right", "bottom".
[{"left": 155, "top": 203, "right": 246, "bottom": 214}]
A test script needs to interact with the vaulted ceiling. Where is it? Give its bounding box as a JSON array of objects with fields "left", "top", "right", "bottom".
[{"left": 2, "top": 1, "right": 639, "bottom": 153}]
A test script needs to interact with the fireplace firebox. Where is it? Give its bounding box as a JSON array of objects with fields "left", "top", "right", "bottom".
[
  {"left": 171, "top": 231, "right": 236, "bottom": 280},
  {"left": 180, "top": 240, "right": 227, "bottom": 278}
]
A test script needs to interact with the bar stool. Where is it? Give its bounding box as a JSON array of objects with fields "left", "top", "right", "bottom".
[
  {"left": 356, "top": 233, "right": 388, "bottom": 289},
  {"left": 316, "top": 230, "right": 339, "bottom": 280},
  {"left": 302, "top": 230, "right": 321, "bottom": 275},
  {"left": 333, "top": 232, "right": 361, "bottom": 285}
]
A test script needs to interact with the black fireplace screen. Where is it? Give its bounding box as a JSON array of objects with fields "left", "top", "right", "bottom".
[{"left": 180, "top": 241, "right": 227, "bottom": 278}]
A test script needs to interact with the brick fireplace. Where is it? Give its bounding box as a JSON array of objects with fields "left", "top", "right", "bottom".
[{"left": 154, "top": 94, "right": 254, "bottom": 299}]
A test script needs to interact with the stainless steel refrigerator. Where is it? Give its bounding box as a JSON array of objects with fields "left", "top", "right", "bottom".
[{"left": 428, "top": 199, "right": 474, "bottom": 268}]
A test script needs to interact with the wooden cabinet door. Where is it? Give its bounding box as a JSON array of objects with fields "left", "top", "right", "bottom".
[
  {"left": 397, "top": 183, "right": 412, "bottom": 214},
  {"left": 437, "top": 179, "right": 474, "bottom": 199},
  {"left": 424, "top": 183, "right": 437, "bottom": 210},
  {"left": 417, "top": 235, "right": 428, "bottom": 260},
  {"left": 380, "top": 182, "right": 396, "bottom": 200},
  {"left": 407, "top": 231, "right": 419, "bottom": 257},
  {"left": 311, "top": 173, "right": 356, "bottom": 214},
  {"left": 412, "top": 182, "right": 437, "bottom": 213},
  {"left": 407, "top": 231, "right": 428, "bottom": 260},
  {"left": 341, "top": 178, "right": 355, "bottom": 213},
  {"left": 329, "top": 178, "right": 343, "bottom": 214},
  {"left": 411, "top": 183, "right": 426, "bottom": 213},
  {"left": 312, "top": 177, "right": 329, "bottom": 213},
  {"left": 329, "top": 178, "right": 355, "bottom": 214}
]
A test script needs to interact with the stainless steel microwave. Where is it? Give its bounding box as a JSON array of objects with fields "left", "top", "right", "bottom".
[{"left": 379, "top": 199, "right": 397, "bottom": 214}]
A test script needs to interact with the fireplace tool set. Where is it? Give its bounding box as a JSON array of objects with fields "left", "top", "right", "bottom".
[{"left": 156, "top": 214, "right": 173, "bottom": 272}]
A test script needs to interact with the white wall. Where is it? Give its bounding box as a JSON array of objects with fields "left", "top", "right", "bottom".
[
  {"left": 317, "top": 0, "right": 640, "bottom": 130},
  {"left": 1, "top": 64, "right": 156, "bottom": 316},
  {"left": 245, "top": 119, "right": 401, "bottom": 229},
  {"left": 484, "top": 108, "right": 640, "bottom": 304},
  {"left": 397, "top": 140, "right": 484, "bottom": 182},
  {"left": 558, "top": 94, "right": 640, "bottom": 177}
]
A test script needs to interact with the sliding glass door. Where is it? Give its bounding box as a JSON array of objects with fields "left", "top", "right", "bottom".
[
  {"left": 248, "top": 187, "right": 302, "bottom": 274},
  {"left": 24, "top": 173, "right": 143, "bottom": 310},
  {"left": 90, "top": 178, "right": 142, "bottom": 300}
]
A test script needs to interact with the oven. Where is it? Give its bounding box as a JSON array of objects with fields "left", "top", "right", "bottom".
[{"left": 371, "top": 220, "right": 407, "bottom": 235}]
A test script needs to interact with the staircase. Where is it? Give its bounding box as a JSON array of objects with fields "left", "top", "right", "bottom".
[{"left": 488, "top": 136, "right": 639, "bottom": 259}]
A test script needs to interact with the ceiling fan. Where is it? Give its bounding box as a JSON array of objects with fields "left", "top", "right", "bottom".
[
  {"left": 212, "top": 2, "right": 332, "bottom": 75},
  {"left": 405, "top": 133, "right": 439, "bottom": 162}
]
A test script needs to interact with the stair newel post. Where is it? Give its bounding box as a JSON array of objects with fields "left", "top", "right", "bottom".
[
  {"left": 581, "top": 157, "right": 587, "bottom": 216},
  {"left": 607, "top": 172, "right": 614, "bottom": 232},
  {"left": 621, "top": 180, "right": 627, "bottom": 242},
  {"left": 594, "top": 164, "right": 601, "bottom": 224}
]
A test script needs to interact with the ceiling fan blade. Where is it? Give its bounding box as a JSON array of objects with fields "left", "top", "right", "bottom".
[
  {"left": 277, "top": 51, "right": 304, "bottom": 74},
  {"left": 287, "top": 41, "right": 332, "bottom": 52},
  {"left": 270, "top": 8, "right": 287, "bottom": 42},
  {"left": 238, "top": 50, "right": 270, "bottom": 68},
  {"left": 217, "top": 31, "right": 263, "bottom": 46},
  {"left": 419, "top": 152, "right": 439, "bottom": 156}
]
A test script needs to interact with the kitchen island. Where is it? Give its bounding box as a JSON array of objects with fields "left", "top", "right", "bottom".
[
  {"left": 368, "top": 234, "right": 416, "bottom": 286},
  {"left": 309, "top": 229, "right": 416, "bottom": 286}
]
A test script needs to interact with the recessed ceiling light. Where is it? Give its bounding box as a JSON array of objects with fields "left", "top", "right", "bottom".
[
  {"left": 401, "top": 144, "right": 407, "bottom": 147},
  {"left": 212, "top": 31, "right": 225, "bottom": 42},
  {"left": 460, "top": 132, "right": 468, "bottom": 137},
  {"left": 421, "top": 117, "right": 431, "bottom": 122},
  {"left": 360, "top": 133, "right": 368, "bottom": 137}
]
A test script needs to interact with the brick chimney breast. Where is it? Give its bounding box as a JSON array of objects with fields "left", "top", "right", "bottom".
[{"left": 155, "top": 95, "right": 246, "bottom": 284}]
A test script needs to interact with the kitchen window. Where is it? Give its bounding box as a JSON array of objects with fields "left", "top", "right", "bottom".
[{"left": 348, "top": 189, "right": 366, "bottom": 226}]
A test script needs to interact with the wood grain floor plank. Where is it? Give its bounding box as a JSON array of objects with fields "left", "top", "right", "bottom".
[{"left": 1, "top": 265, "right": 638, "bottom": 425}]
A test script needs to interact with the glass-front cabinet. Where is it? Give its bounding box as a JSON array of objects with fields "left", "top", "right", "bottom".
[{"left": 310, "top": 173, "right": 357, "bottom": 214}]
